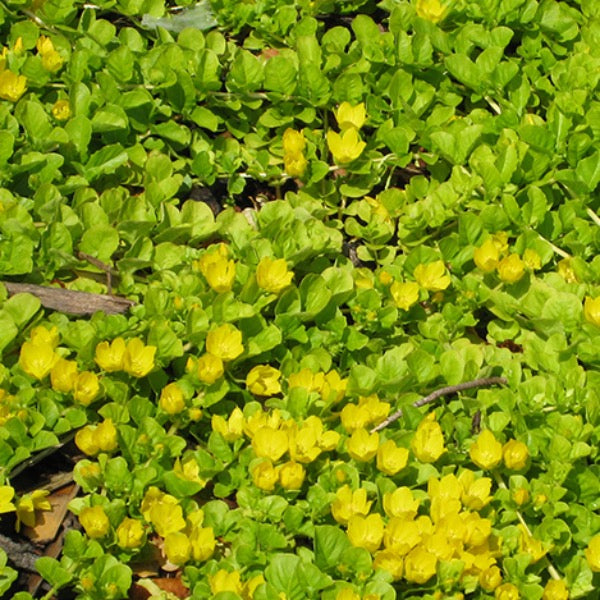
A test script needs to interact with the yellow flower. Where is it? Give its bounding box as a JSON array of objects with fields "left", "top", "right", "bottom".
[
  {"left": 205, "top": 324, "right": 244, "bottom": 361},
  {"left": 19, "top": 341, "right": 57, "bottom": 380},
  {"left": 251, "top": 459, "right": 279, "bottom": 491},
  {"left": 334, "top": 102, "right": 367, "bottom": 131},
  {"left": 390, "top": 280, "right": 420, "bottom": 310},
  {"left": 29, "top": 325, "right": 59, "bottom": 348},
  {"left": 198, "top": 248, "right": 236, "bottom": 293},
  {"left": 75, "top": 426, "right": 100, "bottom": 456},
  {"left": 359, "top": 394, "right": 390, "bottom": 424},
  {"left": 73, "top": 371, "right": 100, "bottom": 406},
  {"left": 287, "top": 421, "right": 321, "bottom": 463},
  {"left": 212, "top": 407, "right": 244, "bottom": 441},
  {"left": 376, "top": 440, "right": 409, "bottom": 475},
  {"left": 586, "top": 534, "right": 600, "bottom": 571},
  {"left": 383, "top": 487, "right": 420, "bottom": 520},
  {"left": 164, "top": 531, "right": 191, "bottom": 565},
  {"left": 479, "top": 565, "right": 503, "bottom": 592},
  {"left": 283, "top": 128, "right": 306, "bottom": 155},
  {"left": 411, "top": 413, "right": 446, "bottom": 463},
  {"left": 542, "top": 579, "right": 569, "bottom": 600},
  {"left": 52, "top": 99, "right": 71, "bottom": 120},
  {"left": 174, "top": 455, "right": 205, "bottom": 485},
  {"left": 513, "top": 488, "right": 529, "bottom": 506},
  {"left": 414, "top": 261, "right": 451, "bottom": 291},
  {"left": 321, "top": 370, "right": 347, "bottom": 404},
  {"left": 15, "top": 490, "right": 51, "bottom": 531},
  {"left": 341, "top": 403, "right": 370, "bottom": 433},
  {"left": 558, "top": 258, "right": 577, "bottom": 283},
  {"left": 403, "top": 545, "right": 438, "bottom": 584},
  {"left": 149, "top": 501, "right": 185, "bottom": 537},
  {"left": 458, "top": 471, "right": 493, "bottom": 510},
  {"left": 495, "top": 583, "right": 520, "bottom": 600},
  {"left": 50, "top": 358, "right": 78, "bottom": 393},
  {"left": 523, "top": 249, "right": 541, "bottom": 270},
  {"left": 243, "top": 574, "right": 265, "bottom": 600},
  {"left": 0, "top": 485, "right": 15, "bottom": 513},
  {"left": 159, "top": 382, "right": 185, "bottom": 415},
  {"left": 278, "top": 461, "right": 305, "bottom": 489},
  {"left": 95, "top": 337, "right": 126, "bottom": 372},
  {"left": 335, "top": 589, "right": 360, "bottom": 600},
  {"left": 247, "top": 365, "right": 282, "bottom": 396},
  {"left": 470, "top": 430, "right": 503, "bottom": 470},
  {"left": 210, "top": 570, "right": 243, "bottom": 596},
  {"left": 116, "top": 517, "right": 145, "bottom": 549},
  {"left": 256, "top": 257, "right": 294, "bottom": 294},
  {"left": 518, "top": 524, "right": 547, "bottom": 563},
  {"left": 189, "top": 525, "right": 215, "bottom": 561},
  {"left": 252, "top": 426, "right": 288, "bottom": 461},
  {"left": 42, "top": 50, "right": 64, "bottom": 72},
  {"left": 373, "top": 549, "right": 404, "bottom": 580},
  {"left": 123, "top": 338, "right": 156, "bottom": 377},
  {"left": 79, "top": 505, "right": 110, "bottom": 538},
  {"left": 502, "top": 439, "right": 529, "bottom": 470},
  {"left": 95, "top": 419, "right": 118, "bottom": 452},
  {"left": 415, "top": 0, "right": 448, "bottom": 22},
  {"left": 36, "top": 36, "right": 64, "bottom": 72},
  {"left": 497, "top": 254, "right": 525, "bottom": 283},
  {"left": 284, "top": 152, "right": 307, "bottom": 178},
  {"left": 347, "top": 513, "right": 384, "bottom": 553},
  {"left": 347, "top": 428, "right": 379, "bottom": 462},
  {"left": 0, "top": 70, "right": 26, "bottom": 102},
  {"left": 196, "top": 352, "right": 224, "bottom": 384},
  {"left": 331, "top": 485, "right": 372, "bottom": 525},
  {"left": 584, "top": 296, "right": 600, "bottom": 328},
  {"left": 473, "top": 239, "right": 500, "bottom": 273},
  {"left": 327, "top": 128, "right": 366, "bottom": 164}
]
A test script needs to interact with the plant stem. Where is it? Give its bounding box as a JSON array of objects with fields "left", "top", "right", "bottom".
[
  {"left": 371, "top": 376, "right": 508, "bottom": 433},
  {"left": 492, "top": 470, "right": 562, "bottom": 581}
]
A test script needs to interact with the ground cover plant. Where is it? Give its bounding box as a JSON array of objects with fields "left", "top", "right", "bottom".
[{"left": 1, "top": 0, "right": 600, "bottom": 598}]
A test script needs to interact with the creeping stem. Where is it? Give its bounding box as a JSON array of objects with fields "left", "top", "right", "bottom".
[{"left": 371, "top": 376, "right": 509, "bottom": 433}]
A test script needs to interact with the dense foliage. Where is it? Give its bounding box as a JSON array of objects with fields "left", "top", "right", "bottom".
[{"left": 1, "top": 0, "right": 600, "bottom": 598}]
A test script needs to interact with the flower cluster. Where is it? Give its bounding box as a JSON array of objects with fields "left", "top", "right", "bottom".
[
  {"left": 334, "top": 471, "right": 503, "bottom": 591},
  {"left": 327, "top": 102, "right": 367, "bottom": 164},
  {"left": 212, "top": 407, "right": 341, "bottom": 491},
  {"left": 473, "top": 234, "right": 541, "bottom": 283},
  {"left": 0, "top": 38, "right": 26, "bottom": 102},
  {"left": 470, "top": 430, "right": 529, "bottom": 471},
  {"left": 75, "top": 419, "right": 118, "bottom": 456},
  {"left": 388, "top": 260, "right": 451, "bottom": 311},
  {"left": 95, "top": 337, "right": 156, "bottom": 377}
]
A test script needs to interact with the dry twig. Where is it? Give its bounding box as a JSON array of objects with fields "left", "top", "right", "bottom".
[{"left": 371, "top": 376, "right": 508, "bottom": 433}]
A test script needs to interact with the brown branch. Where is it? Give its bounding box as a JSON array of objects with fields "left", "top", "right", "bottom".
[
  {"left": 371, "top": 376, "right": 508, "bottom": 433},
  {"left": 3, "top": 282, "right": 135, "bottom": 316},
  {"left": 0, "top": 533, "right": 40, "bottom": 572}
]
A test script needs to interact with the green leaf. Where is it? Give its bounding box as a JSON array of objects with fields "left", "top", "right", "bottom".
[
  {"left": 3, "top": 293, "right": 41, "bottom": 328},
  {"left": 80, "top": 144, "right": 129, "bottom": 182},
  {"left": 264, "top": 554, "right": 303, "bottom": 600},
  {"left": 0, "top": 312, "right": 18, "bottom": 354},
  {"left": 576, "top": 151, "right": 600, "bottom": 192},
  {"left": 79, "top": 224, "right": 120, "bottom": 263},
  {"left": 104, "top": 456, "right": 133, "bottom": 494},
  {"left": 227, "top": 49, "right": 264, "bottom": 92},
  {"left": 314, "top": 525, "right": 351, "bottom": 572},
  {"left": 35, "top": 557, "right": 73, "bottom": 588}
]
